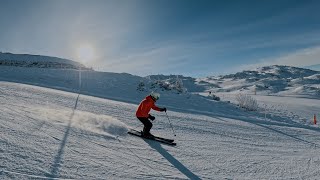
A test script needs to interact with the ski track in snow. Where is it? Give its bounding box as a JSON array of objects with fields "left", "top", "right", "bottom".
[{"left": 1, "top": 81, "right": 320, "bottom": 179}]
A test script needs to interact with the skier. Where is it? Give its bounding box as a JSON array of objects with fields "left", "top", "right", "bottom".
[{"left": 136, "top": 92, "right": 167, "bottom": 137}]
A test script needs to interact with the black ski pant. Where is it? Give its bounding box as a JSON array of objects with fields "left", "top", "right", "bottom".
[{"left": 137, "top": 117, "right": 153, "bottom": 134}]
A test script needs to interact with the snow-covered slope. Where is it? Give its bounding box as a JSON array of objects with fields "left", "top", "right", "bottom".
[
  {"left": 199, "top": 65, "right": 320, "bottom": 98},
  {"left": 2, "top": 80, "right": 320, "bottom": 179},
  {"left": 1, "top": 58, "right": 320, "bottom": 179},
  {"left": 0, "top": 66, "right": 144, "bottom": 103},
  {"left": 0, "top": 66, "right": 210, "bottom": 112}
]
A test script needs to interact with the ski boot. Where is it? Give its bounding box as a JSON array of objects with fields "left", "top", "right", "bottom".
[{"left": 141, "top": 131, "right": 154, "bottom": 139}]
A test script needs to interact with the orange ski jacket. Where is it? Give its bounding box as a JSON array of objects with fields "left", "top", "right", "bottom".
[{"left": 136, "top": 95, "right": 161, "bottom": 118}]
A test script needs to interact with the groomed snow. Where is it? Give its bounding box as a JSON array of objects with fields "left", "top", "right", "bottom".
[{"left": 2, "top": 80, "right": 320, "bottom": 179}]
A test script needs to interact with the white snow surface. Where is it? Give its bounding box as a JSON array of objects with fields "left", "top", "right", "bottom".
[
  {"left": 1, "top": 65, "right": 320, "bottom": 179},
  {"left": 200, "top": 65, "right": 320, "bottom": 98}
]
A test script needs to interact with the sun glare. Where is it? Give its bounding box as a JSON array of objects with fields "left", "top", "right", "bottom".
[{"left": 76, "top": 44, "right": 95, "bottom": 63}]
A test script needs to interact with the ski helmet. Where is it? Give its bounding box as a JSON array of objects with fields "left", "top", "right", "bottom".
[{"left": 150, "top": 92, "right": 160, "bottom": 101}]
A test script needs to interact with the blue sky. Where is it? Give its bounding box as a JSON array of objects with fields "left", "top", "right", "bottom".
[{"left": 0, "top": 0, "right": 319, "bottom": 77}]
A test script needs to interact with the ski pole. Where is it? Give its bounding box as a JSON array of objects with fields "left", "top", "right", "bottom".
[{"left": 165, "top": 112, "right": 176, "bottom": 136}]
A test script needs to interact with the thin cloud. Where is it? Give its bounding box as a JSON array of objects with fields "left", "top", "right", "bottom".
[
  {"left": 273, "top": 46, "right": 320, "bottom": 66},
  {"left": 95, "top": 44, "right": 190, "bottom": 75},
  {"left": 235, "top": 46, "right": 320, "bottom": 72}
]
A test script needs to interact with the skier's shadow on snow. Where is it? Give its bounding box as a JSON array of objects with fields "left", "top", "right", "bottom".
[{"left": 144, "top": 140, "right": 201, "bottom": 180}]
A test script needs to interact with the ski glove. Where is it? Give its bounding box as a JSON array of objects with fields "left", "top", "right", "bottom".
[
  {"left": 160, "top": 108, "right": 167, "bottom": 112},
  {"left": 148, "top": 114, "right": 155, "bottom": 121}
]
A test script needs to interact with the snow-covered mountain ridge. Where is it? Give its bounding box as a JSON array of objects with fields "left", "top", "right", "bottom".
[
  {"left": 199, "top": 65, "right": 320, "bottom": 97},
  {"left": 0, "top": 52, "right": 91, "bottom": 70},
  {"left": 0, "top": 52, "right": 319, "bottom": 99}
]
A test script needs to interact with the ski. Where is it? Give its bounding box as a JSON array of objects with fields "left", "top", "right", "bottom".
[
  {"left": 129, "top": 129, "right": 174, "bottom": 142},
  {"left": 128, "top": 129, "right": 176, "bottom": 146}
]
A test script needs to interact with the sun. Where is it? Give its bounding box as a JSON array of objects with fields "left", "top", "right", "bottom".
[{"left": 76, "top": 44, "right": 95, "bottom": 63}]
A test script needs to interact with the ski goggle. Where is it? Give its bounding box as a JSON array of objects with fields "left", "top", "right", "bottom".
[{"left": 151, "top": 95, "right": 159, "bottom": 101}]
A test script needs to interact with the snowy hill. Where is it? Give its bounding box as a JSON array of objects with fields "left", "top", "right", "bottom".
[
  {"left": 1, "top": 55, "right": 320, "bottom": 179},
  {"left": 304, "top": 64, "right": 320, "bottom": 71},
  {"left": 2, "top": 76, "right": 320, "bottom": 179},
  {"left": 2, "top": 53, "right": 317, "bottom": 99},
  {"left": 0, "top": 52, "right": 91, "bottom": 70},
  {"left": 145, "top": 74, "right": 205, "bottom": 93},
  {"left": 199, "top": 65, "right": 320, "bottom": 98}
]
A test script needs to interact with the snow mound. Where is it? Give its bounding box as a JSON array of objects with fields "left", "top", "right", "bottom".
[
  {"left": 305, "top": 74, "right": 320, "bottom": 80},
  {"left": 292, "top": 86, "right": 306, "bottom": 93}
]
